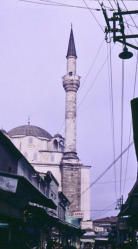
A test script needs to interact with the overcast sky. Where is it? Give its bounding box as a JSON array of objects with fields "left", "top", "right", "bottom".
[{"left": 0, "top": 0, "right": 138, "bottom": 219}]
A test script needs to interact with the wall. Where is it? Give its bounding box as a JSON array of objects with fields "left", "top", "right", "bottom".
[
  {"left": 0, "top": 144, "right": 18, "bottom": 174},
  {"left": 81, "top": 166, "right": 91, "bottom": 221}
]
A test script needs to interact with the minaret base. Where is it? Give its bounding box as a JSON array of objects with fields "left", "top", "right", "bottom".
[{"left": 61, "top": 162, "right": 81, "bottom": 216}]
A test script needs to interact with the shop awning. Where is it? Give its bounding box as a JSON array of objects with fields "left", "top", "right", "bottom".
[{"left": 0, "top": 172, "right": 56, "bottom": 210}]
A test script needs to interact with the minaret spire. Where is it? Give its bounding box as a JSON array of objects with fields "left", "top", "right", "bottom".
[{"left": 66, "top": 27, "right": 77, "bottom": 59}]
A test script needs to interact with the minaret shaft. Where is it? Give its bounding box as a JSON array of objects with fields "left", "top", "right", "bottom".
[
  {"left": 65, "top": 90, "right": 77, "bottom": 153},
  {"left": 67, "top": 57, "right": 76, "bottom": 75}
]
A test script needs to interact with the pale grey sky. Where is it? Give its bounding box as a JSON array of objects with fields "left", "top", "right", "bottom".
[{"left": 0, "top": 0, "right": 138, "bottom": 219}]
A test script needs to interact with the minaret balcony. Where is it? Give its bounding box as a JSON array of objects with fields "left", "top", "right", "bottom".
[{"left": 63, "top": 79, "right": 80, "bottom": 92}]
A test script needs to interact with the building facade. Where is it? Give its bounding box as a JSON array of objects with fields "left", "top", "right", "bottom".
[{"left": 6, "top": 28, "right": 91, "bottom": 224}]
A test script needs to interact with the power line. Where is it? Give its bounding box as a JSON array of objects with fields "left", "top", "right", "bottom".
[
  {"left": 77, "top": 44, "right": 114, "bottom": 108},
  {"left": 120, "top": 0, "right": 138, "bottom": 29},
  {"left": 107, "top": 0, "right": 114, "bottom": 9},
  {"left": 120, "top": 59, "right": 125, "bottom": 197},
  {"left": 79, "top": 39, "right": 105, "bottom": 92},
  {"left": 97, "top": 177, "right": 135, "bottom": 184},
  {"left": 20, "top": 0, "right": 102, "bottom": 11},
  {"left": 82, "top": 0, "right": 105, "bottom": 32},
  {"left": 108, "top": 40, "right": 117, "bottom": 200},
  {"left": 81, "top": 141, "right": 133, "bottom": 195},
  {"left": 91, "top": 201, "right": 117, "bottom": 219}
]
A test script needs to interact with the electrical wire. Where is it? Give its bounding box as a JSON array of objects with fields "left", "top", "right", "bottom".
[
  {"left": 91, "top": 201, "right": 117, "bottom": 219},
  {"left": 97, "top": 177, "right": 135, "bottom": 184},
  {"left": 20, "top": 0, "right": 102, "bottom": 11},
  {"left": 120, "top": 58, "right": 124, "bottom": 197},
  {"left": 81, "top": 141, "right": 133, "bottom": 195},
  {"left": 79, "top": 39, "right": 105, "bottom": 92},
  {"left": 107, "top": 0, "right": 114, "bottom": 9},
  {"left": 120, "top": 0, "right": 138, "bottom": 29},
  {"left": 77, "top": 44, "right": 114, "bottom": 109},
  {"left": 82, "top": 0, "right": 105, "bottom": 32},
  {"left": 108, "top": 40, "right": 117, "bottom": 200},
  {"left": 120, "top": 7, "right": 138, "bottom": 48}
]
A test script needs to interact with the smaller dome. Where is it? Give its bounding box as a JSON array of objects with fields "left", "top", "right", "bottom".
[
  {"left": 8, "top": 125, "right": 52, "bottom": 139},
  {"left": 54, "top": 133, "right": 63, "bottom": 139}
]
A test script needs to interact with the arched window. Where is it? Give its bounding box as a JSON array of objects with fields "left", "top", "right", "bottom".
[{"left": 53, "top": 140, "right": 58, "bottom": 150}]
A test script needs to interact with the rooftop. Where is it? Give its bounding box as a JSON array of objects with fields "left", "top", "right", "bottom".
[{"left": 8, "top": 124, "right": 52, "bottom": 139}]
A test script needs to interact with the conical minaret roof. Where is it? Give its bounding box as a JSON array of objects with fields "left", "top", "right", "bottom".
[{"left": 66, "top": 27, "right": 77, "bottom": 58}]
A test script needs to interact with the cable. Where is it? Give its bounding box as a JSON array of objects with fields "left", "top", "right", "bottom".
[
  {"left": 82, "top": 0, "right": 105, "bottom": 32},
  {"left": 123, "top": 51, "right": 138, "bottom": 194},
  {"left": 91, "top": 201, "right": 117, "bottom": 219},
  {"left": 108, "top": 40, "right": 117, "bottom": 200},
  {"left": 120, "top": 58, "right": 124, "bottom": 197},
  {"left": 20, "top": 0, "right": 102, "bottom": 11},
  {"left": 107, "top": 0, "right": 114, "bottom": 9},
  {"left": 81, "top": 141, "right": 133, "bottom": 195},
  {"left": 120, "top": 0, "right": 138, "bottom": 29},
  {"left": 77, "top": 44, "right": 114, "bottom": 109},
  {"left": 79, "top": 39, "right": 105, "bottom": 92},
  {"left": 96, "top": 177, "right": 135, "bottom": 184}
]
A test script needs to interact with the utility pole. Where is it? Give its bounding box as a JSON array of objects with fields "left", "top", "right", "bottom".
[
  {"left": 101, "top": 3, "right": 138, "bottom": 58},
  {"left": 115, "top": 195, "right": 123, "bottom": 210}
]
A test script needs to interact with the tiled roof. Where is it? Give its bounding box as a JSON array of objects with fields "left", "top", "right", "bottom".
[{"left": 93, "top": 216, "right": 118, "bottom": 223}]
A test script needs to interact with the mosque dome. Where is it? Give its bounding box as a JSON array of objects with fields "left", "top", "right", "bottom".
[{"left": 8, "top": 125, "right": 52, "bottom": 139}]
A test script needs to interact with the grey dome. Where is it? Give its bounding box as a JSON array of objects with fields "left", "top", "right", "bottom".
[
  {"left": 54, "top": 133, "right": 63, "bottom": 138},
  {"left": 8, "top": 125, "right": 52, "bottom": 139}
]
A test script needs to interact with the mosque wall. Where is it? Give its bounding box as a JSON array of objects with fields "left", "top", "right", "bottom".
[{"left": 81, "top": 166, "right": 91, "bottom": 221}]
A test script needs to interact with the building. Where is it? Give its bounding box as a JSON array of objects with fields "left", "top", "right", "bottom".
[
  {"left": 5, "top": 27, "right": 91, "bottom": 225},
  {"left": 0, "top": 130, "right": 83, "bottom": 249},
  {"left": 116, "top": 98, "right": 138, "bottom": 249},
  {"left": 93, "top": 216, "right": 118, "bottom": 235}
]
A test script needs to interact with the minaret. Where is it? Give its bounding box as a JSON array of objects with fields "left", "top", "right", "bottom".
[
  {"left": 61, "top": 27, "right": 81, "bottom": 216},
  {"left": 62, "top": 27, "right": 80, "bottom": 160}
]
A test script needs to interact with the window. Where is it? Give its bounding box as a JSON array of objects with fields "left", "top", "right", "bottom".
[
  {"left": 28, "top": 137, "right": 33, "bottom": 144},
  {"left": 53, "top": 140, "right": 58, "bottom": 150},
  {"left": 69, "top": 72, "right": 73, "bottom": 76},
  {"left": 51, "top": 154, "right": 54, "bottom": 162}
]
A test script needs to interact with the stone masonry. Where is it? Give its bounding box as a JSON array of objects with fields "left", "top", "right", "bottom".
[{"left": 61, "top": 28, "right": 81, "bottom": 216}]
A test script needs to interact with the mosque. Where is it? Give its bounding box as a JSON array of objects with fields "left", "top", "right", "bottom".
[{"left": 6, "top": 28, "right": 91, "bottom": 227}]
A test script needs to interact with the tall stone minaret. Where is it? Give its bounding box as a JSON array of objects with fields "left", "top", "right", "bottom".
[
  {"left": 61, "top": 27, "right": 81, "bottom": 216},
  {"left": 62, "top": 27, "right": 80, "bottom": 161}
]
